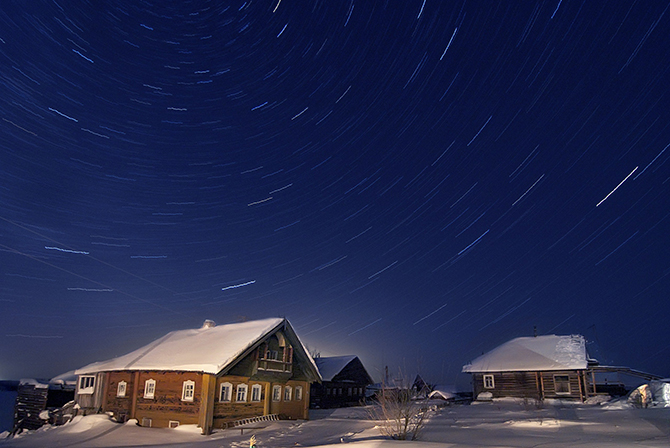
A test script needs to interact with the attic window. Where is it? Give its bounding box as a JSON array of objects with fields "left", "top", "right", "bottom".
[
  {"left": 78, "top": 375, "right": 95, "bottom": 395},
  {"left": 483, "top": 374, "right": 495, "bottom": 389}
]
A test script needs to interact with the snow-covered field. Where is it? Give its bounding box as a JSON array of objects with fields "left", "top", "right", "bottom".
[{"left": 1, "top": 399, "right": 669, "bottom": 448}]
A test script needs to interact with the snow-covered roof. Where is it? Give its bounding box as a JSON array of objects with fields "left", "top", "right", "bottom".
[
  {"left": 315, "top": 356, "right": 358, "bottom": 381},
  {"left": 75, "top": 318, "right": 314, "bottom": 376},
  {"left": 462, "top": 334, "right": 588, "bottom": 373}
]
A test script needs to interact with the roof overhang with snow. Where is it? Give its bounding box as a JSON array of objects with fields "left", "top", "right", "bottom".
[
  {"left": 462, "top": 334, "right": 588, "bottom": 373},
  {"left": 75, "top": 317, "right": 320, "bottom": 381}
]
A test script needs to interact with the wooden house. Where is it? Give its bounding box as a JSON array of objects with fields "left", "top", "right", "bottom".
[
  {"left": 74, "top": 318, "right": 321, "bottom": 434},
  {"left": 462, "top": 334, "right": 595, "bottom": 401},
  {"left": 310, "top": 356, "right": 373, "bottom": 408}
]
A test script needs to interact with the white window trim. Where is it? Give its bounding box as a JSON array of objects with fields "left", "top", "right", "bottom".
[
  {"left": 144, "top": 379, "right": 156, "bottom": 399},
  {"left": 219, "top": 382, "right": 232, "bottom": 402},
  {"left": 236, "top": 384, "right": 248, "bottom": 402},
  {"left": 169, "top": 420, "right": 180, "bottom": 428},
  {"left": 181, "top": 380, "right": 195, "bottom": 402},
  {"left": 78, "top": 375, "right": 95, "bottom": 395},
  {"left": 117, "top": 381, "right": 127, "bottom": 398},
  {"left": 483, "top": 374, "right": 495, "bottom": 389},
  {"left": 284, "top": 386, "right": 292, "bottom": 401},
  {"left": 272, "top": 385, "right": 282, "bottom": 402},
  {"left": 295, "top": 386, "right": 303, "bottom": 401},
  {"left": 251, "top": 384, "right": 262, "bottom": 402}
]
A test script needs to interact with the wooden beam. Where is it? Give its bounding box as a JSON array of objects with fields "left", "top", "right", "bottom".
[
  {"left": 199, "top": 374, "right": 216, "bottom": 435},
  {"left": 130, "top": 371, "right": 139, "bottom": 420}
]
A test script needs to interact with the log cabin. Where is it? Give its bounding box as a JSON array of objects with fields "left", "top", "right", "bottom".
[
  {"left": 310, "top": 356, "right": 372, "bottom": 408},
  {"left": 73, "top": 318, "right": 321, "bottom": 434},
  {"left": 462, "top": 334, "right": 595, "bottom": 402}
]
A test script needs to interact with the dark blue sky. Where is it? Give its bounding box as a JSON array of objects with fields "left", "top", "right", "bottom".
[{"left": 1, "top": 1, "right": 669, "bottom": 383}]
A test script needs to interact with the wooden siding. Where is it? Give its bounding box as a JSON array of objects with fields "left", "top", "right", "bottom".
[
  {"left": 75, "top": 372, "right": 106, "bottom": 412},
  {"left": 473, "top": 370, "right": 586, "bottom": 401},
  {"left": 212, "top": 375, "right": 266, "bottom": 428},
  {"left": 104, "top": 371, "right": 134, "bottom": 422}
]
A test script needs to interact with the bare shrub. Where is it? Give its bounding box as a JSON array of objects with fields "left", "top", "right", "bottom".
[{"left": 367, "top": 382, "right": 429, "bottom": 440}]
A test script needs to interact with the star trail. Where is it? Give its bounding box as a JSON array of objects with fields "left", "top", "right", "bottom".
[{"left": 1, "top": 1, "right": 669, "bottom": 383}]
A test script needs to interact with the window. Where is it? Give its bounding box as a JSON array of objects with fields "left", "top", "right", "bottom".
[
  {"left": 236, "top": 384, "right": 248, "bottom": 402},
  {"left": 144, "top": 379, "right": 156, "bottom": 399},
  {"left": 78, "top": 375, "right": 95, "bottom": 394},
  {"left": 169, "top": 420, "right": 180, "bottom": 428},
  {"left": 554, "top": 375, "right": 570, "bottom": 394},
  {"left": 219, "top": 382, "right": 232, "bottom": 402},
  {"left": 483, "top": 374, "right": 495, "bottom": 389},
  {"left": 117, "top": 381, "right": 127, "bottom": 398},
  {"left": 348, "top": 387, "right": 352, "bottom": 396},
  {"left": 141, "top": 418, "right": 152, "bottom": 427},
  {"left": 251, "top": 384, "right": 262, "bottom": 402},
  {"left": 182, "top": 380, "right": 195, "bottom": 402},
  {"left": 284, "top": 386, "right": 292, "bottom": 401},
  {"left": 295, "top": 386, "right": 303, "bottom": 401},
  {"left": 272, "top": 385, "right": 282, "bottom": 401}
]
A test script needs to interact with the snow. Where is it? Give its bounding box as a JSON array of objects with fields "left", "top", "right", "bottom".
[
  {"left": 1, "top": 399, "right": 669, "bottom": 447},
  {"left": 75, "top": 318, "right": 315, "bottom": 376},
  {"left": 462, "top": 334, "right": 588, "bottom": 373},
  {"left": 315, "top": 356, "right": 358, "bottom": 381}
]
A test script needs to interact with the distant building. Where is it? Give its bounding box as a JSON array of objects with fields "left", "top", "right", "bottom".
[
  {"left": 74, "top": 318, "right": 321, "bottom": 433},
  {"left": 310, "top": 356, "right": 372, "bottom": 408},
  {"left": 462, "top": 334, "right": 660, "bottom": 402},
  {"left": 11, "top": 372, "right": 76, "bottom": 434}
]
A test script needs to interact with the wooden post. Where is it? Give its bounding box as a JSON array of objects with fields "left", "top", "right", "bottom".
[
  {"left": 100, "top": 372, "right": 111, "bottom": 411},
  {"left": 264, "top": 383, "right": 271, "bottom": 416},
  {"left": 130, "top": 371, "right": 140, "bottom": 420},
  {"left": 303, "top": 382, "right": 310, "bottom": 420},
  {"left": 199, "top": 374, "right": 216, "bottom": 435},
  {"left": 577, "top": 371, "right": 584, "bottom": 402}
]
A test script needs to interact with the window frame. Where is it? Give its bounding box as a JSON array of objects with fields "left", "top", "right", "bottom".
[
  {"left": 219, "top": 382, "right": 232, "bottom": 402},
  {"left": 295, "top": 385, "right": 303, "bottom": 401},
  {"left": 116, "top": 381, "right": 127, "bottom": 398},
  {"left": 78, "top": 375, "right": 96, "bottom": 395},
  {"left": 250, "top": 384, "right": 262, "bottom": 402},
  {"left": 144, "top": 379, "right": 156, "bottom": 399},
  {"left": 284, "top": 385, "right": 292, "bottom": 401},
  {"left": 236, "top": 384, "right": 248, "bottom": 402},
  {"left": 181, "top": 380, "right": 195, "bottom": 402},
  {"left": 272, "top": 385, "right": 282, "bottom": 402},
  {"left": 553, "top": 374, "right": 571, "bottom": 395},
  {"left": 483, "top": 374, "right": 495, "bottom": 389}
]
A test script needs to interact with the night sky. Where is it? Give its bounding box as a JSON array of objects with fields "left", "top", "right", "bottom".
[{"left": 1, "top": 1, "right": 669, "bottom": 384}]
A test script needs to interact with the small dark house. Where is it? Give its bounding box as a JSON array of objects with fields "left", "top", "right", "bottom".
[
  {"left": 462, "top": 334, "right": 594, "bottom": 401},
  {"left": 310, "top": 356, "right": 373, "bottom": 408}
]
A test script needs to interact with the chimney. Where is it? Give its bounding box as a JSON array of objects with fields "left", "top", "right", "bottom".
[{"left": 202, "top": 319, "right": 216, "bottom": 329}]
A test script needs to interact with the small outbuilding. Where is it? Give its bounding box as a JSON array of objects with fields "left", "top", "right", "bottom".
[
  {"left": 462, "top": 334, "right": 594, "bottom": 401},
  {"left": 310, "top": 356, "right": 373, "bottom": 408},
  {"left": 74, "top": 318, "right": 320, "bottom": 433}
]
